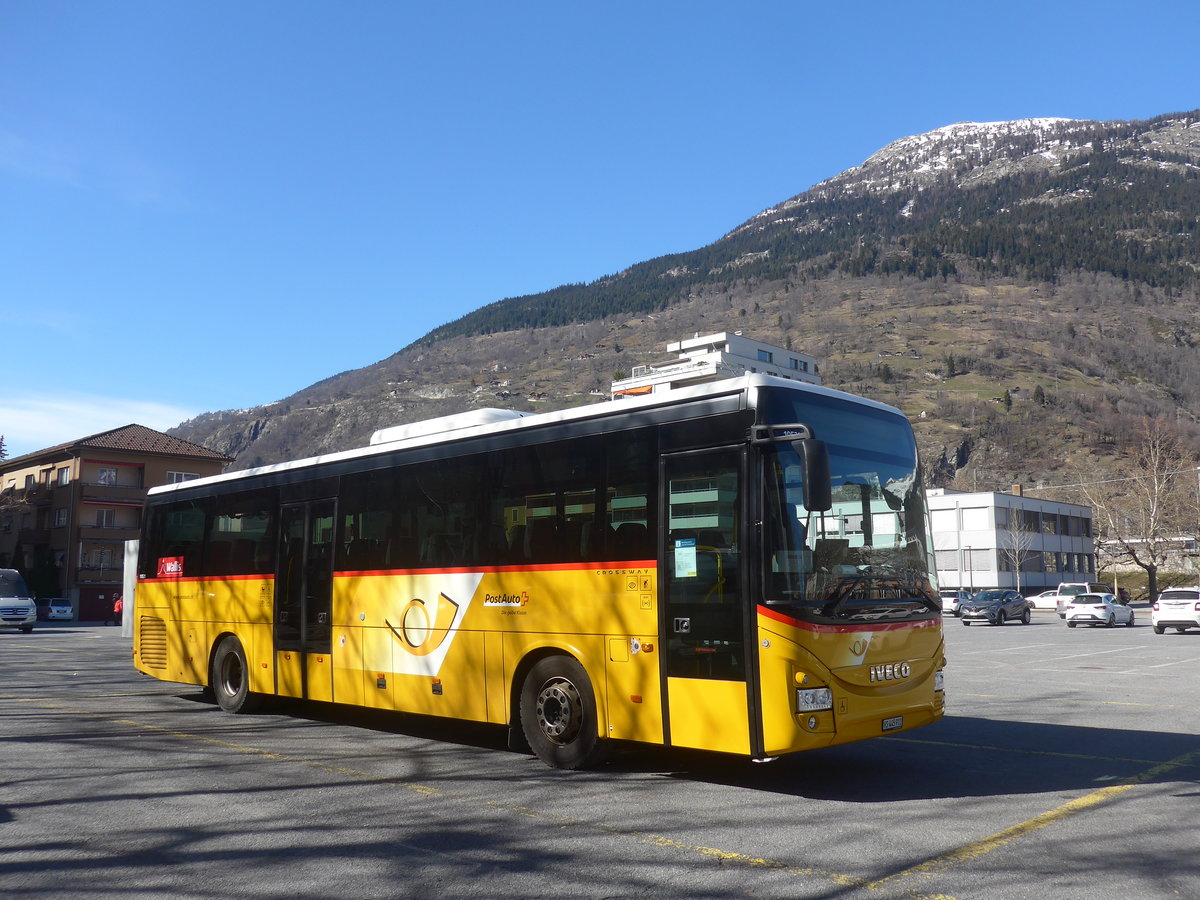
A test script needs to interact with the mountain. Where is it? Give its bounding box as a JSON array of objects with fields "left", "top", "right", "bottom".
[{"left": 171, "top": 110, "right": 1200, "bottom": 488}]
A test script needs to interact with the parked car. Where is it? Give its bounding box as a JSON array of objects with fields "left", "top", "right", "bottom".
[
  {"left": 939, "top": 588, "right": 972, "bottom": 616},
  {"left": 1027, "top": 589, "right": 1060, "bottom": 610},
  {"left": 960, "top": 589, "right": 1031, "bottom": 626},
  {"left": 1056, "top": 582, "right": 1114, "bottom": 618},
  {"left": 35, "top": 597, "right": 73, "bottom": 621},
  {"left": 1064, "top": 593, "right": 1135, "bottom": 628},
  {"left": 1152, "top": 586, "right": 1200, "bottom": 635},
  {"left": 0, "top": 568, "right": 36, "bottom": 633}
]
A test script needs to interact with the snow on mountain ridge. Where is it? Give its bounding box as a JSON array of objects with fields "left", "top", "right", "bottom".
[{"left": 731, "top": 111, "right": 1200, "bottom": 239}]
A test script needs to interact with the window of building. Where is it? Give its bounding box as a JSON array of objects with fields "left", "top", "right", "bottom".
[
  {"left": 167, "top": 472, "right": 199, "bottom": 483},
  {"left": 96, "top": 508, "right": 115, "bottom": 528},
  {"left": 25, "top": 474, "right": 35, "bottom": 489},
  {"left": 757, "top": 349, "right": 773, "bottom": 364},
  {"left": 97, "top": 467, "right": 117, "bottom": 486},
  {"left": 961, "top": 507, "right": 989, "bottom": 531},
  {"left": 56, "top": 467, "right": 71, "bottom": 487},
  {"left": 931, "top": 508, "right": 958, "bottom": 532},
  {"left": 53, "top": 508, "right": 68, "bottom": 528}
]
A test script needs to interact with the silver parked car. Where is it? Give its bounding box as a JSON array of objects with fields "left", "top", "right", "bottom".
[{"left": 960, "top": 589, "right": 1031, "bottom": 626}]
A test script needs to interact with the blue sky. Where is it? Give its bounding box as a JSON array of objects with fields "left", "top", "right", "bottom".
[{"left": 3, "top": 1, "right": 1196, "bottom": 458}]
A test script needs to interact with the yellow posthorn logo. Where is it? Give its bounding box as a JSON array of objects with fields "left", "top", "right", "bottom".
[{"left": 388, "top": 593, "right": 460, "bottom": 656}]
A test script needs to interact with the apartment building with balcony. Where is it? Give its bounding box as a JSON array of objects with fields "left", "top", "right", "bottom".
[{"left": 0, "top": 424, "right": 231, "bottom": 620}]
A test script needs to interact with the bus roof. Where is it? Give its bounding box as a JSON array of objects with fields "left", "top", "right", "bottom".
[{"left": 148, "top": 373, "right": 903, "bottom": 498}]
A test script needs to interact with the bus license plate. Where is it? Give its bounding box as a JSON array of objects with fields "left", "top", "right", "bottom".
[{"left": 882, "top": 716, "right": 903, "bottom": 732}]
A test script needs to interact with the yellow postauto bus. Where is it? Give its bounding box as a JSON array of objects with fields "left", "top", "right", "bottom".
[{"left": 134, "top": 374, "right": 945, "bottom": 768}]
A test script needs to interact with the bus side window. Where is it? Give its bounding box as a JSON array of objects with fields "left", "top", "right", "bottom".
[{"left": 603, "top": 428, "right": 655, "bottom": 562}]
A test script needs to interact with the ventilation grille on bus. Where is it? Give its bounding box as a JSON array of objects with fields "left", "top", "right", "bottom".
[{"left": 138, "top": 616, "right": 168, "bottom": 670}]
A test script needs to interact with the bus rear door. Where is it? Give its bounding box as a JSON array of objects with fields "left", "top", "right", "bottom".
[{"left": 275, "top": 499, "right": 336, "bottom": 701}]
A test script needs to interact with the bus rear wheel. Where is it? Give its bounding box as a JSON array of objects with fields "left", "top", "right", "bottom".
[
  {"left": 520, "top": 656, "right": 607, "bottom": 770},
  {"left": 211, "top": 636, "right": 264, "bottom": 714}
]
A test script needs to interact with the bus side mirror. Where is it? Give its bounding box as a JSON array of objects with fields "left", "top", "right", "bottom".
[{"left": 793, "top": 438, "right": 832, "bottom": 512}]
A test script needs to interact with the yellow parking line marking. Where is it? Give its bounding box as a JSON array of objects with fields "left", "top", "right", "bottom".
[
  {"left": 865, "top": 746, "right": 1200, "bottom": 893},
  {"left": 884, "top": 735, "right": 1190, "bottom": 769},
  {"left": 3, "top": 644, "right": 72, "bottom": 652},
  {"left": 954, "top": 691, "right": 1195, "bottom": 711}
]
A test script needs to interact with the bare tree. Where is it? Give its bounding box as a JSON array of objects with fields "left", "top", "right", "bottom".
[
  {"left": 998, "top": 510, "right": 1036, "bottom": 594},
  {"left": 1078, "top": 418, "right": 1195, "bottom": 601}
]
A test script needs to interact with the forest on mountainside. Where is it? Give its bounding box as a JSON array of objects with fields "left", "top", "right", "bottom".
[{"left": 414, "top": 136, "right": 1200, "bottom": 348}]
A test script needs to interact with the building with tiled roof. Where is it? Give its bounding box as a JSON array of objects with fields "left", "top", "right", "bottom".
[{"left": 0, "top": 424, "right": 231, "bottom": 621}]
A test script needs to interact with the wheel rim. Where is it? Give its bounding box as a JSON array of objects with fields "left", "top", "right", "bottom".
[
  {"left": 218, "top": 652, "right": 244, "bottom": 698},
  {"left": 535, "top": 677, "right": 582, "bottom": 744}
]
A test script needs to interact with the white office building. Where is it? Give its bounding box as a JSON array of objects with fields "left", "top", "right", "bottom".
[{"left": 928, "top": 488, "right": 1096, "bottom": 595}]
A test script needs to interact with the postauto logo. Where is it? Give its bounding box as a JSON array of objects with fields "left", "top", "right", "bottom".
[{"left": 373, "top": 572, "right": 482, "bottom": 677}]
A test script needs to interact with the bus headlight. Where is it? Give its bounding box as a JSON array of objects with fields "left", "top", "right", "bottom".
[
  {"left": 934, "top": 670, "right": 945, "bottom": 692},
  {"left": 797, "top": 687, "right": 833, "bottom": 712}
]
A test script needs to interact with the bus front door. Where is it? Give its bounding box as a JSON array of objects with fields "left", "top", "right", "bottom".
[
  {"left": 661, "top": 449, "right": 752, "bottom": 755},
  {"left": 275, "top": 500, "right": 336, "bottom": 702}
]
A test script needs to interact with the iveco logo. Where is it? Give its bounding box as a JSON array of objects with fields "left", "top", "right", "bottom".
[{"left": 869, "top": 662, "right": 911, "bottom": 683}]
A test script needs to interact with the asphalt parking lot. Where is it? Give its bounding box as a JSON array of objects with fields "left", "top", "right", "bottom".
[{"left": 1, "top": 613, "right": 1197, "bottom": 899}]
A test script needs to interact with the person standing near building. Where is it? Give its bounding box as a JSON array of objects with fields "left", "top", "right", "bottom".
[{"left": 112, "top": 593, "right": 123, "bottom": 626}]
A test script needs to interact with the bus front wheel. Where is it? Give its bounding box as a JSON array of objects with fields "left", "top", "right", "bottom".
[
  {"left": 211, "top": 636, "right": 264, "bottom": 714},
  {"left": 519, "top": 656, "right": 607, "bottom": 770}
]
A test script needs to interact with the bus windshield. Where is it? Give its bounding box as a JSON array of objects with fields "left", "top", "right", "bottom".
[{"left": 760, "top": 395, "right": 937, "bottom": 621}]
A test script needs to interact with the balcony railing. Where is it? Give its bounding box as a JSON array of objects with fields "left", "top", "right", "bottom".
[
  {"left": 79, "top": 525, "right": 140, "bottom": 543},
  {"left": 75, "top": 565, "right": 125, "bottom": 583},
  {"left": 79, "top": 483, "right": 147, "bottom": 504}
]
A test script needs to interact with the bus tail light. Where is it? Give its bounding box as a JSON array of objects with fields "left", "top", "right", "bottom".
[{"left": 797, "top": 687, "right": 833, "bottom": 712}]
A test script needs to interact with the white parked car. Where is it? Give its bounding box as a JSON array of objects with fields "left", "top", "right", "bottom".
[
  {"left": 1056, "top": 582, "right": 1114, "bottom": 618},
  {"left": 1152, "top": 586, "right": 1200, "bottom": 635},
  {"left": 1028, "top": 589, "right": 1060, "bottom": 610},
  {"left": 939, "top": 588, "right": 972, "bottom": 616},
  {"left": 1064, "top": 593, "right": 1135, "bottom": 628}
]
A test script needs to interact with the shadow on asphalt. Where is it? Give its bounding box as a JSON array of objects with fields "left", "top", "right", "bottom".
[{"left": 172, "top": 690, "right": 1199, "bottom": 803}]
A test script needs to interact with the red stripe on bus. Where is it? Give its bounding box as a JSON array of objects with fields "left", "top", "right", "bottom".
[
  {"left": 758, "top": 604, "right": 940, "bottom": 634},
  {"left": 335, "top": 560, "right": 658, "bottom": 578},
  {"left": 138, "top": 573, "right": 267, "bottom": 584},
  {"left": 139, "top": 561, "right": 658, "bottom": 584}
]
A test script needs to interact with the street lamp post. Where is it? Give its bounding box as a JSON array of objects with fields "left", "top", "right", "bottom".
[{"left": 965, "top": 545, "right": 973, "bottom": 594}]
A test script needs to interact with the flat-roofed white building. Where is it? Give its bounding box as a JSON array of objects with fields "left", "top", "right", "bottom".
[
  {"left": 612, "top": 331, "right": 819, "bottom": 398},
  {"left": 928, "top": 488, "right": 1096, "bottom": 595}
]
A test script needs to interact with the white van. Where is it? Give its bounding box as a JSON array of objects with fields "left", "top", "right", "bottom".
[
  {"left": 1055, "top": 582, "right": 1114, "bottom": 618},
  {"left": 0, "top": 569, "right": 36, "bottom": 633}
]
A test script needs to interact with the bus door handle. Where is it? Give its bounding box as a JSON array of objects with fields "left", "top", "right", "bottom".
[{"left": 673, "top": 617, "right": 691, "bottom": 634}]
